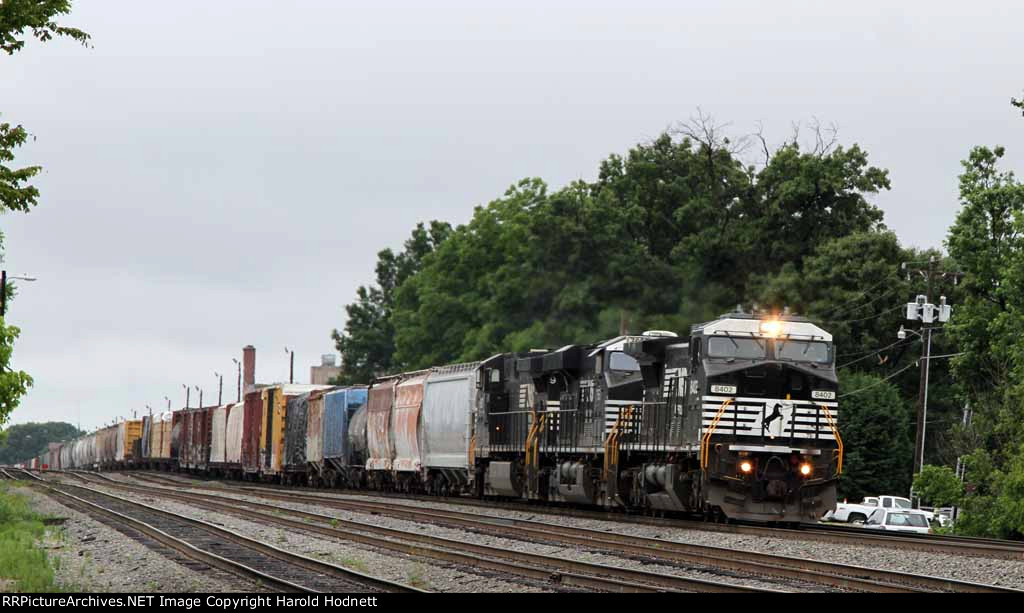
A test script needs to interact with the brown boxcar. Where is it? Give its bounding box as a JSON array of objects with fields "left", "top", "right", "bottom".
[
  {"left": 242, "top": 390, "right": 263, "bottom": 475},
  {"left": 179, "top": 407, "right": 212, "bottom": 471}
]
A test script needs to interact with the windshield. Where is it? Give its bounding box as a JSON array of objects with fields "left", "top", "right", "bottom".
[
  {"left": 894, "top": 498, "right": 912, "bottom": 509},
  {"left": 608, "top": 351, "right": 640, "bottom": 372},
  {"left": 887, "top": 512, "right": 928, "bottom": 528},
  {"left": 707, "top": 337, "right": 767, "bottom": 360},
  {"left": 775, "top": 339, "right": 831, "bottom": 364}
]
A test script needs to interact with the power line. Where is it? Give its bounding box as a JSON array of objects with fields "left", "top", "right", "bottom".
[
  {"left": 824, "top": 303, "right": 903, "bottom": 325},
  {"left": 838, "top": 362, "right": 917, "bottom": 399},
  {"left": 837, "top": 337, "right": 913, "bottom": 369},
  {"left": 817, "top": 273, "right": 899, "bottom": 319}
]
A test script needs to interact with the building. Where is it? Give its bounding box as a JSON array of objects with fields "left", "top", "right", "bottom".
[{"left": 310, "top": 354, "right": 342, "bottom": 385}]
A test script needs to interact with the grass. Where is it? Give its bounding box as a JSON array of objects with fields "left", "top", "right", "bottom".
[
  {"left": 406, "top": 565, "right": 430, "bottom": 590},
  {"left": 0, "top": 483, "right": 60, "bottom": 592},
  {"left": 335, "top": 556, "right": 369, "bottom": 573}
]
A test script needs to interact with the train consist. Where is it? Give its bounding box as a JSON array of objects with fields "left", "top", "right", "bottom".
[{"left": 23, "top": 310, "right": 842, "bottom": 522}]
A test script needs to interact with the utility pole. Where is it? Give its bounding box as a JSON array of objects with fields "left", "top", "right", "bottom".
[
  {"left": 183, "top": 384, "right": 190, "bottom": 408},
  {"left": 195, "top": 385, "right": 203, "bottom": 409},
  {"left": 901, "top": 256, "right": 959, "bottom": 483},
  {"left": 215, "top": 371, "right": 223, "bottom": 406},
  {"left": 285, "top": 347, "right": 294, "bottom": 384}
]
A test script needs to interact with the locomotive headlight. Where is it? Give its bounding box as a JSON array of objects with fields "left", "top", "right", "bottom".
[
  {"left": 760, "top": 319, "right": 782, "bottom": 337},
  {"left": 799, "top": 463, "right": 812, "bottom": 476},
  {"left": 740, "top": 460, "right": 753, "bottom": 474}
]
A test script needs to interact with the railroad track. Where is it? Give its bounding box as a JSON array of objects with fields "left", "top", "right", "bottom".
[
  {"left": 93, "top": 473, "right": 1019, "bottom": 593},
  {"left": 25, "top": 476, "right": 422, "bottom": 593},
  {"left": 61, "top": 473, "right": 784, "bottom": 593},
  {"left": 116, "top": 469, "right": 1024, "bottom": 561}
]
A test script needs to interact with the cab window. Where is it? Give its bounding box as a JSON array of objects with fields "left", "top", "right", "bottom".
[
  {"left": 608, "top": 351, "right": 640, "bottom": 373},
  {"left": 707, "top": 337, "right": 767, "bottom": 360}
]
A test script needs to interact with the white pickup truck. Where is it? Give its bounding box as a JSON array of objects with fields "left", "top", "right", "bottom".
[{"left": 825, "top": 495, "right": 934, "bottom": 524}]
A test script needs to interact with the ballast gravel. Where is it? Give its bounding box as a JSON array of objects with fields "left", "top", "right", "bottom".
[
  {"left": 81, "top": 479, "right": 817, "bottom": 592},
  {"left": 97, "top": 472, "right": 1024, "bottom": 591},
  {"left": 17, "top": 486, "right": 244, "bottom": 593},
  {"left": 70, "top": 481, "right": 554, "bottom": 593}
]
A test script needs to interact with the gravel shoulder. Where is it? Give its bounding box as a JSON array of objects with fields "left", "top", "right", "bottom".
[{"left": 19, "top": 486, "right": 248, "bottom": 593}]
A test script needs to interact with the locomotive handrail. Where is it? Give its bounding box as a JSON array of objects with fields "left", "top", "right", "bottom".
[
  {"left": 602, "top": 405, "right": 635, "bottom": 481},
  {"left": 700, "top": 398, "right": 734, "bottom": 469},
  {"left": 488, "top": 409, "right": 579, "bottom": 417},
  {"left": 819, "top": 404, "right": 843, "bottom": 475},
  {"left": 525, "top": 413, "right": 548, "bottom": 471}
]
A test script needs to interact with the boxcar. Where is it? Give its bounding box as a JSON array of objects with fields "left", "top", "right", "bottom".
[
  {"left": 306, "top": 389, "right": 327, "bottom": 481},
  {"left": 147, "top": 411, "right": 174, "bottom": 468},
  {"left": 224, "top": 402, "right": 244, "bottom": 472},
  {"left": 210, "top": 405, "right": 229, "bottom": 467},
  {"left": 242, "top": 390, "right": 263, "bottom": 476},
  {"left": 283, "top": 393, "right": 311, "bottom": 481}
]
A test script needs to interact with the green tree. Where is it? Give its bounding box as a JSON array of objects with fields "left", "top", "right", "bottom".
[
  {"left": 0, "top": 0, "right": 89, "bottom": 55},
  {"left": 331, "top": 221, "right": 450, "bottom": 383},
  {"left": 836, "top": 371, "right": 914, "bottom": 501},
  {"left": 912, "top": 465, "right": 963, "bottom": 507},
  {"left": 944, "top": 142, "right": 1024, "bottom": 538},
  {"left": 0, "top": 421, "right": 81, "bottom": 464}
]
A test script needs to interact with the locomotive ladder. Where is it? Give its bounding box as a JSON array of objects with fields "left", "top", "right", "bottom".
[
  {"left": 700, "top": 398, "right": 734, "bottom": 469},
  {"left": 602, "top": 405, "right": 636, "bottom": 505},
  {"left": 819, "top": 404, "right": 843, "bottom": 475}
]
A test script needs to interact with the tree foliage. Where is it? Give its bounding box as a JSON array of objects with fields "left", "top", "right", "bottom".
[
  {"left": 0, "top": 421, "right": 79, "bottom": 464},
  {"left": 912, "top": 464, "right": 963, "bottom": 508},
  {"left": 0, "top": 319, "right": 32, "bottom": 425},
  {"left": 836, "top": 372, "right": 913, "bottom": 501},
  {"left": 342, "top": 125, "right": 891, "bottom": 374},
  {"left": 332, "top": 119, "right": 918, "bottom": 501},
  {"left": 0, "top": 0, "right": 89, "bottom": 55},
  {"left": 943, "top": 142, "right": 1024, "bottom": 537},
  {"left": 330, "top": 221, "right": 451, "bottom": 384}
]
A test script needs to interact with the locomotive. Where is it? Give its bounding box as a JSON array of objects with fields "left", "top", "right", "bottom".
[
  {"left": 474, "top": 310, "right": 840, "bottom": 522},
  {"left": 38, "top": 310, "right": 842, "bottom": 523}
]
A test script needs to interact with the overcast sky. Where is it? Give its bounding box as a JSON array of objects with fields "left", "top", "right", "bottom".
[{"left": 3, "top": 1, "right": 1023, "bottom": 431}]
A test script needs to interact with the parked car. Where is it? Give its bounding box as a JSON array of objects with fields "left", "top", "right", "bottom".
[
  {"left": 862, "top": 508, "right": 932, "bottom": 534},
  {"left": 824, "top": 495, "right": 915, "bottom": 523}
]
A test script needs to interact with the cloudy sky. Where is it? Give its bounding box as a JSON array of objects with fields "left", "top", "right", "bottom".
[{"left": 3, "top": 1, "right": 1023, "bottom": 431}]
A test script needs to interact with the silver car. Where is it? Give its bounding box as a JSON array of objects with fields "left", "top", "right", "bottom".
[{"left": 863, "top": 508, "right": 932, "bottom": 534}]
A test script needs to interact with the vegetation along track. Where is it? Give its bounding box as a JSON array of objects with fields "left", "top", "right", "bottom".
[
  {"left": 16, "top": 470, "right": 422, "bottom": 593},
  {"left": 57, "top": 470, "right": 784, "bottom": 593},
  {"left": 114, "top": 469, "right": 1024, "bottom": 562},
  {"left": 89, "top": 471, "right": 1019, "bottom": 593}
]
